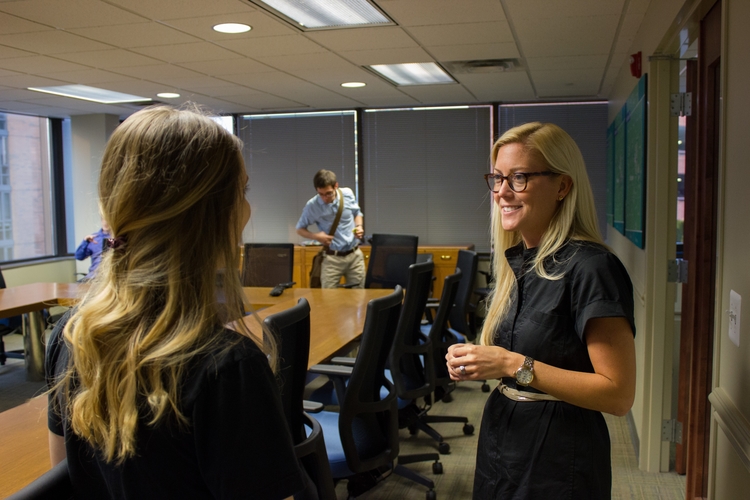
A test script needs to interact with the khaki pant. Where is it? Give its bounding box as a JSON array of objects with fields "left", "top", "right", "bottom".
[{"left": 321, "top": 248, "right": 366, "bottom": 289}]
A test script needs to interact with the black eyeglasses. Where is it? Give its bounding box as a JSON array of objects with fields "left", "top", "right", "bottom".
[{"left": 484, "top": 171, "right": 559, "bottom": 193}]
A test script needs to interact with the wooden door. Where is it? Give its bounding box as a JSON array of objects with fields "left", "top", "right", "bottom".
[{"left": 676, "top": 1, "right": 721, "bottom": 497}]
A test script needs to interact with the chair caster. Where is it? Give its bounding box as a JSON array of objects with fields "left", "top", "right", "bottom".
[
  {"left": 408, "top": 424, "right": 419, "bottom": 435},
  {"left": 426, "top": 489, "right": 437, "bottom": 500},
  {"left": 432, "top": 461, "right": 443, "bottom": 474},
  {"left": 481, "top": 382, "right": 490, "bottom": 392},
  {"left": 441, "top": 392, "right": 453, "bottom": 403},
  {"left": 438, "top": 442, "right": 450, "bottom": 454},
  {"left": 463, "top": 423, "right": 474, "bottom": 435}
]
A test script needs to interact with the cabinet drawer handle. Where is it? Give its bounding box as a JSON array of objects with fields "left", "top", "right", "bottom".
[{"left": 440, "top": 255, "right": 452, "bottom": 260}]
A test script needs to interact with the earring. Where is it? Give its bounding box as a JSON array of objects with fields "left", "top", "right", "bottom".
[{"left": 557, "top": 196, "right": 564, "bottom": 201}]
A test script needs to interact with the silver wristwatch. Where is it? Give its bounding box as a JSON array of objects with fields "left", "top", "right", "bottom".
[{"left": 515, "top": 356, "right": 535, "bottom": 386}]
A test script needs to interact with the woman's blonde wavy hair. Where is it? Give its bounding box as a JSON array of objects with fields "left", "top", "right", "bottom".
[
  {"left": 53, "top": 106, "right": 273, "bottom": 464},
  {"left": 480, "top": 122, "right": 604, "bottom": 346}
]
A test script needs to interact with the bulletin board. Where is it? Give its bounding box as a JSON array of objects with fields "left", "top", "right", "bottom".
[
  {"left": 606, "top": 74, "right": 647, "bottom": 248},
  {"left": 624, "top": 75, "right": 647, "bottom": 248}
]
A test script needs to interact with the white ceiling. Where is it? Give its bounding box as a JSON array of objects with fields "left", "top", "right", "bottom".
[{"left": 0, "top": 0, "right": 650, "bottom": 118}]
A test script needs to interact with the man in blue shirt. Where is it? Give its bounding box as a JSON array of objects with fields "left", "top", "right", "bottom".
[
  {"left": 296, "top": 170, "right": 365, "bottom": 288},
  {"left": 75, "top": 219, "right": 111, "bottom": 276}
]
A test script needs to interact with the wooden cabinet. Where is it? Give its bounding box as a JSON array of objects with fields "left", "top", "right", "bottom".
[{"left": 293, "top": 244, "right": 473, "bottom": 297}]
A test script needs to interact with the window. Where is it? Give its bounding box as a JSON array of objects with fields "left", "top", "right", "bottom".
[
  {"left": 362, "top": 106, "right": 493, "bottom": 251},
  {"left": 238, "top": 111, "right": 357, "bottom": 242},
  {"left": 0, "top": 112, "right": 56, "bottom": 262}
]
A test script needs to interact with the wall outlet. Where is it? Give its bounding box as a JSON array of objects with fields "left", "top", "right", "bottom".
[{"left": 729, "top": 290, "right": 741, "bottom": 347}]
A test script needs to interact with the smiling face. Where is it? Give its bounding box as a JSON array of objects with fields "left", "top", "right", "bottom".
[{"left": 493, "top": 142, "right": 571, "bottom": 248}]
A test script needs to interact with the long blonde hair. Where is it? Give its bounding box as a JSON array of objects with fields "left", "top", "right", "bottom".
[
  {"left": 54, "top": 106, "right": 271, "bottom": 463},
  {"left": 480, "top": 122, "right": 603, "bottom": 346}
]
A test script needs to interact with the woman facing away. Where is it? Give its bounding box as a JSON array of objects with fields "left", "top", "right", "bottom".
[
  {"left": 446, "top": 122, "right": 637, "bottom": 499},
  {"left": 46, "top": 106, "right": 305, "bottom": 499}
]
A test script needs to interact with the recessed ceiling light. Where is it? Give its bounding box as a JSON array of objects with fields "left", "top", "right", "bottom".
[
  {"left": 27, "top": 84, "right": 151, "bottom": 104},
  {"left": 369, "top": 63, "right": 455, "bottom": 86},
  {"left": 341, "top": 82, "right": 366, "bottom": 88},
  {"left": 250, "top": 0, "right": 392, "bottom": 30},
  {"left": 213, "top": 23, "right": 252, "bottom": 34},
  {"left": 156, "top": 92, "right": 181, "bottom": 99}
]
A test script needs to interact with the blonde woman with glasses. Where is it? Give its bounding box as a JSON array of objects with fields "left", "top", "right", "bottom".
[
  {"left": 447, "top": 122, "right": 636, "bottom": 499},
  {"left": 46, "top": 107, "right": 304, "bottom": 499}
]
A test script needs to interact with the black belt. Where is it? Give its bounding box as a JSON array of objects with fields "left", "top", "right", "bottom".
[{"left": 325, "top": 246, "right": 358, "bottom": 257}]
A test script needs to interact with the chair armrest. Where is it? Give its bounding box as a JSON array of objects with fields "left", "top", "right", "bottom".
[
  {"left": 308, "top": 364, "right": 354, "bottom": 377},
  {"left": 330, "top": 356, "right": 356, "bottom": 366},
  {"left": 303, "top": 400, "right": 324, "bottom": 413}
]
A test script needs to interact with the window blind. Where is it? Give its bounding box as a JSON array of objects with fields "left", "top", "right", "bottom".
[
  {"left": 362, "top": 106, "right": 493, "bottom": 252},
  {"left": 497, "top": 103, "right": 609, "bottom": 236},
  {"left": 238, "top": 111, "right": 356, "bottom": 243}
]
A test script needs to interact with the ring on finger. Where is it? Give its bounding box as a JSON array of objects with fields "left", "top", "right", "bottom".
[{"left": 459, "top": 365, "right": 466, "bottom": 376}]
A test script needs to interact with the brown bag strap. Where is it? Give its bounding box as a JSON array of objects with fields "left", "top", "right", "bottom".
[{"left": 328, "top": 189, "right": 344, "bottom": 236}]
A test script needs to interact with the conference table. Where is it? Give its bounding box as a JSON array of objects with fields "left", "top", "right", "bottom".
[{"left": 0, "top": 284, "right": 391, "bottom": 498}]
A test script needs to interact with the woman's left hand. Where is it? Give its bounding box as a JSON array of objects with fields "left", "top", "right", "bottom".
[{"left": 446, "top": 343, "right": 524, "bottom": 381}]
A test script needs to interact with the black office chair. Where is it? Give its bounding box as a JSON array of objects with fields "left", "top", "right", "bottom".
[
  {"left": 310, "top": 287, "right": 442, "bottom": 499},
  {"left": 241, "top": 243, "right": 294, "bottom": 287},
  {"left": 0, "top": 268, "right": 23, "bottom": 365},
  {"left": 414, "top": 270, "right": 474, "bottom": 453},
  {"left": 364, "top": 234, "right": 418, "bottom": 289},
  {"left": 6, "top": 458, "right": 73, "bottom": 500},
  {"left": 263, "top": 298, "right": 336, "bottom": 500}
]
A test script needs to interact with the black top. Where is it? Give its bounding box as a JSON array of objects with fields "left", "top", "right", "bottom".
[
  {"left": 47, "top": 314, "right": 305, "bottom": 500},
  {"left": 474, "top": 240, "right": 635, "bottom": 500}
]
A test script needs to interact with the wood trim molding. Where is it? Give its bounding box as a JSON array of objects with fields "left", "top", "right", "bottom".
[{"left": 709, "top": 387, "right": 750, "bottom": 472}]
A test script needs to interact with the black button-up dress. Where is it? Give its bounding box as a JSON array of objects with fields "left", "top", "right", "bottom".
[{"left": 473, "top": 240, "right": 635, "bottom": 500}]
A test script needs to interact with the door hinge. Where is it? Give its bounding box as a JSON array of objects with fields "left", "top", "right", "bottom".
[
  {"left": 662, "top": 419, "right": 683, "bottom": 443},
  {"left": 671, "top": 92, "right": 693, "bottom": 116},
  {"left": 667, "top": 258, "right": 688, "bottom": 283}
]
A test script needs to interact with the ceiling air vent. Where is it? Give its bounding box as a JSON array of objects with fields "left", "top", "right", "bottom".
[{"left": 442, "top": 59, "right": 521, "bottom": 74}]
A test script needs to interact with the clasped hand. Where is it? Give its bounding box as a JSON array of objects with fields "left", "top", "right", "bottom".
[{"left": 446, "top": 343, "right": 522, "bottom": 382}]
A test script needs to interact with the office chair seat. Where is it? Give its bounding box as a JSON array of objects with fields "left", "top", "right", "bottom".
[{"left": 312, "top": 410, "right": 356, "bottom": 478}]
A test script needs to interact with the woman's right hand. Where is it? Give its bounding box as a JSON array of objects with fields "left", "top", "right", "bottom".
[{"left": 446, "top": 343, "right": 524, "bottom": 382}]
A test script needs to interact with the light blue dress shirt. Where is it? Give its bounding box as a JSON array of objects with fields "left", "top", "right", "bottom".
[{"left": 296, "top": 187, "right": 362, "bottom": 252}]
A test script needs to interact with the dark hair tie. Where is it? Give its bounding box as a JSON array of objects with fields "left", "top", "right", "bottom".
[{"left": 107, "top": 236, "right": 127, "bottom": 250}]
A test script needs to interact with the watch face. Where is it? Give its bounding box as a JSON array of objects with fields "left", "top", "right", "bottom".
[{"left": 516, "top": 367, "right": 533, "bottom": 386}]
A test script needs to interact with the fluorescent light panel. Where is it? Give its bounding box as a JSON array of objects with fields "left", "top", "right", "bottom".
[
  {"left": 252, "top": 0, "right": 391, "bottom": 29},
  {"left": 369, "top": 63, "right": 455, "bottom": 86},
  {"left": 28, "top": 84, "right": 151, "bottom": 104}
]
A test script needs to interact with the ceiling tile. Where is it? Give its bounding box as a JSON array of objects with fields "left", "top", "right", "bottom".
[
  {"left": 305, "top": 26, "right": 417, "bottom": 51},
  {"left": 55, "top": 49, "right": 162, "bottom": 69},
  {"left": 408, "top": 22, "right": 513, "bottom": 46},
  {"left": 69, "top": 22, "right": 199, "bottom": 48},
  {"left": 177, "top": 58, "right": 276, "bottom": 76},
  {"left": 183, "top": 84, "right": 257, "bottom": 97},
  {"left": 131, "top": 42, "right": 242, "bottom": 63},
  {"left": 0, "top": 30, "right": 113, "bottom": 55},
  {"left": 42, "top": 68, "right": 140, "bottom": 85},
  {"left": 224, "top": 92, "right": 306, "bottom": 110},
  {"left": 457, "top": 72, "right": 535, "bottom": 101},
  {"left": 527, "top": 55, "right": 609, "bottom": 71},
  {"left": 377, "top": 0, "right": 506, "bottom": 26},
  {"left": 339, "top": 47, "right": 433, "bottom": 66},
  {"left": 105, "top": 0, "right": 253, "bottom": 21},
  {"left": 0, "top": 73, "right": 68, "bottom": 89},
  {"left": 360, "top": 94, "right": 419, "bottom": 108},
  {"left": 0, "top": 55, "right": 89, "bottom": 74},
  {"left": 514, "top": 15, "right": 619, "bottom": 57},
  {"left": 505, "top": 0, "right": 624, "bottom": 19},
  {"left": 0, "top": 12, "right": 50, "bottom": 35},
  {"left": 254, "top": 52, "right": 354, "bottom": 73},
  {"left": 428, "top": 43, "right": 520, "bottom": 62},
  {"left": 0, "top": 45, "right": 36, "bottom": 59},
  {"left": 398, "top": 83, "right": 477, "bottom": 104},
  {"left": 0, "top": 0, "right": 146, "bottom": 29},
  {"left": 108, "top": 64, "right": 204, "bottom": 82},
  {"left": 217, "top": 34, "right": 326, "bottom": 57}
]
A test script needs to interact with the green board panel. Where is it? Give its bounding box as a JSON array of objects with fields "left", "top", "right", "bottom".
[
  {"left": 613, "top": 108, "right": 626, "bottom": 235},
  {"left": 625, "top": 75, "right": 647, "bottom": 248}
]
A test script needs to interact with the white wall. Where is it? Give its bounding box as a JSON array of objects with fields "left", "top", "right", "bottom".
[{"left": 3, "top": 259, "right": 76, "bottom": 286}]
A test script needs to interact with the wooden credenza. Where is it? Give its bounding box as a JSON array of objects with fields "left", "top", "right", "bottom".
[{"left": 294, "top": 245, "right": 474, "bottom": 297}]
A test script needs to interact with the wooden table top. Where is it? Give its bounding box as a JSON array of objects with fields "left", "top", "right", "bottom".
[
  {"left": 0, "top": 286, "right": 391, "bottom": 498},
  {"left": 0, "top": 282, "right": 82, "bottom": 318}
]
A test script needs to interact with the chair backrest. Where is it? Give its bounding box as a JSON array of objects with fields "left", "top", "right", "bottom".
[
  {"left": 448, "top": 250, "right": 478, "bottom": 337},
  {"left": 242, "top": 243, "right": 294, "bottom": 287},
  {"left": 429, "top": 270, "right": 462, "bottom": 390},
  {"left": 263, "top": 298, "right": 311, "bottom": 445},
  {"left": 339, "top": 286, "right": 403, "bottom": 474},
  {"left": 389, "top": 261, "right": 435, "bottom": 400},
  {"left": 364, "top": 234, "right": 418, "bottom": 289},
  {"left": 0, "top": 268, "right": 6, "bottom": 289},
  {"left": 6, "top": 458, "right": 72, "bottom": 500}
]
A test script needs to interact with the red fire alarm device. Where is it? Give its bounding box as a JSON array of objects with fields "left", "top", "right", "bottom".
[{"left": 630, "top": 52, "right": 642, "bottom": 78}]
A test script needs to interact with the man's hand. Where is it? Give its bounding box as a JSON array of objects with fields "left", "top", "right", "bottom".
[
  {"left": 353, "top": 225, "right": 364, "bottom": 239},
  {"left": 316, "top": 232, "right": 334, "bottom": 246},
  {"left": 85, "top": 233, "right": 97, "bottom": 243}
]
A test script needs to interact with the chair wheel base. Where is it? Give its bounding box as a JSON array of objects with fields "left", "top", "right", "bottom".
[
  {"left": 481, "top": 383, "right": 490, "bottom": 392},
  {"left": 426, "top": 489, "right": 437, "bottom": 500},
  {"left": 463, "top": 423, "right": 474, "bottom": 435},
  {"left": 438, "top": 442, "right": 450, "bottom": 454},
  {"left": 432, "top": 461, "right": 443, "bottom": 474}
]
